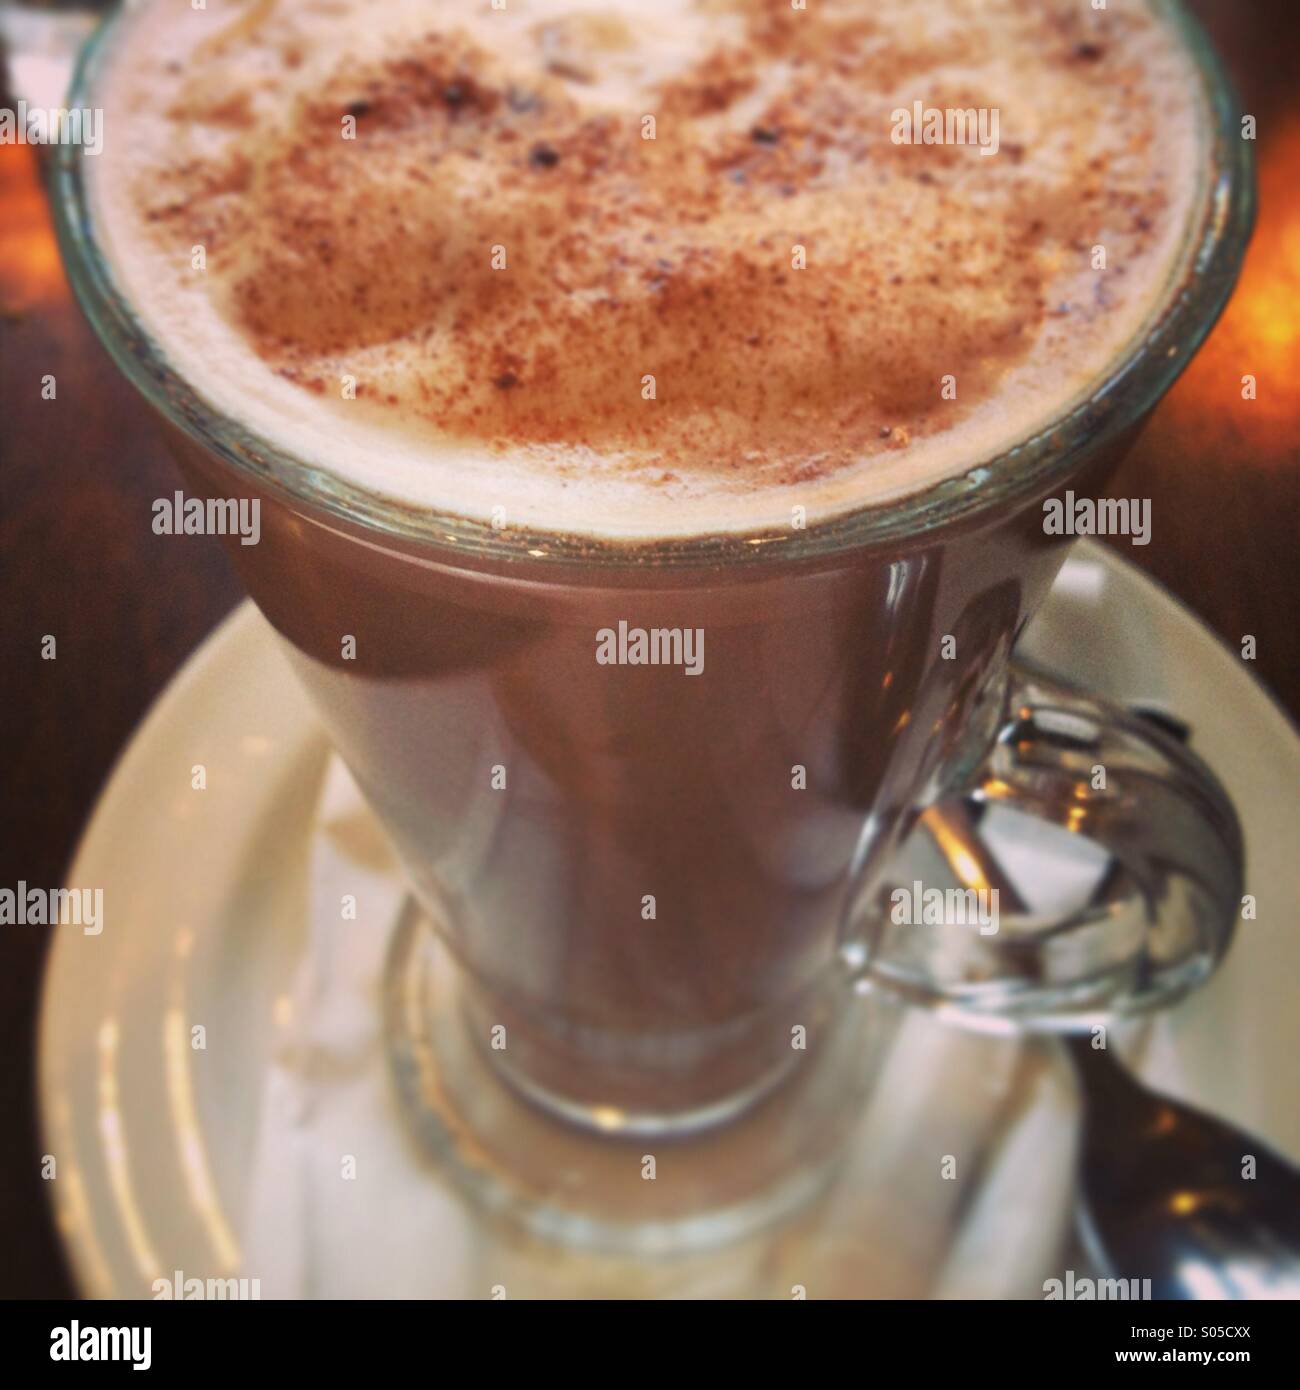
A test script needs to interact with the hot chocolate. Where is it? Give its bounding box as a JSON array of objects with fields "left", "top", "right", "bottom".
[{"left": 79, "top": 0, "right": 1216, "bottom": 1126}]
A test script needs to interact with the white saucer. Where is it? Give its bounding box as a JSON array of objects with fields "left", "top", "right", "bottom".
[{"left": 39, "top": 541, "right": 1300, "bottom": 1299}]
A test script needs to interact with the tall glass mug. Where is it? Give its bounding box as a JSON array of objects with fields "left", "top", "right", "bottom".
[{"left": 55, "top": 2, "right": 1253, "bottom": 1239}]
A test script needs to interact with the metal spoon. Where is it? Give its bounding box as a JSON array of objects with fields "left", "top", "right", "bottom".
[{"left": 1067, "top": 1032, "right": 1300, "bottom": 1299}]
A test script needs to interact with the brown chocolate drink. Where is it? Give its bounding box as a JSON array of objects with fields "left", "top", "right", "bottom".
[
  {"left": 85, "top": 0, "right": 1210, "bottom": 1123},
  {"left": 170, "top": 424, "right": 1117, "bottom": 1120}
]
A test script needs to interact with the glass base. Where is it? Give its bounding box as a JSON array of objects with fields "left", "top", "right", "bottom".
[
  {"left": 481, "top": 1040, "right": 801, "bottom": 1141},
  {"left": 382, "top": 901, "right": 884, "bottom": 1253}
]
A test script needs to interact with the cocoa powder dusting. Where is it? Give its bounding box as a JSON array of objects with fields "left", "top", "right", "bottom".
[{"left": 114, "top": 0, "right": 1191, "bottom": 499}]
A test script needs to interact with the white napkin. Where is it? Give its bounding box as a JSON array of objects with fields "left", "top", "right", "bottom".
[{"left": 241, "top": 758, "right": 473, "bottom": 1298}]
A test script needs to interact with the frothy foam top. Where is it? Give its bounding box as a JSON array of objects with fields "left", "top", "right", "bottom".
[{"left": 90, "top": 0, "right": 1205, "bottom": 540}]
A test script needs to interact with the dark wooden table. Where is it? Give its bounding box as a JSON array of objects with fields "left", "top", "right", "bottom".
[{"left": 1, "top": 0, "right": 1296, "bottom": 1299}]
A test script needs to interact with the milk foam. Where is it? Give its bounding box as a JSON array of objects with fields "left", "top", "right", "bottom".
[{"left": 89, "top": 0, "right": 1207, "bottom": 540}]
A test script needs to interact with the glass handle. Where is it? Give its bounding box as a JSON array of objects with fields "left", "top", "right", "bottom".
[{"left": 848, "top": 663, "right": 1245, "bottom": 1033}]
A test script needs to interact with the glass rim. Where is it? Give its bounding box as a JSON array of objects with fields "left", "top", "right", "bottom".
[{"left": 51, "top": 0, "right": 1255, "bottom": 570}]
